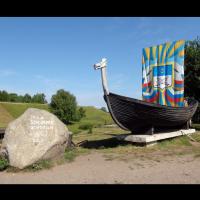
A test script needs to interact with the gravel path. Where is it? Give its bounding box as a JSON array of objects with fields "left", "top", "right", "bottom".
[{"left": 0, "top": 152, "right": 200, "bottom": 184}]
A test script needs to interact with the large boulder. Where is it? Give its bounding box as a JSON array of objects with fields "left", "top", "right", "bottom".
[{"left": 0, "top": 108, "right": 72, "bottom": 169}]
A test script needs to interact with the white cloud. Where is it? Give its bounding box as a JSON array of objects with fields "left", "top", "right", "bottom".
[
  {"left": 0, "top": 69, "right": 16, "bottom": 77},
  {"left": 124, "top": 17, "right": 173, "bottom": 44},
  {"left": 34, "top": 74, "right": 68, "bottom": 89},
  {"left": 77, "top": 94, "right": 106, "bottom": 108},
  {"left": 33, "top": 74, "right": 69, "bottom": 102}
]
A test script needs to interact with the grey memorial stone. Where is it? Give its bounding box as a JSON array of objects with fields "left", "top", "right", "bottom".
[{"left": 0, "top": 108, "right": 71, "bottom": 169}]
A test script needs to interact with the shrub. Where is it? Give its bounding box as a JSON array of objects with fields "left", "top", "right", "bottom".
[
  {"left": 100, "top": 107, "right": 107, "bottom": 112},
  {"left": 0, "top": 157, "right": 9, "bottom": 171},
  {"left": 26, "top": 160, "right": 53, "bottom": 172},
  {"left": 79, "top": 123, "right": 93, "bottom": 130},
  {"left": 64, "top": 148, "right": 77, "bottom": 162},
  {"left": 64, "top": 148, "right": 90, "bottom": 162},
  {"left": 75, "top": 107, "right": 86, "bottom": 121},
  {"left": 88, "top": 126, "right": 93, "bottom": 134}
]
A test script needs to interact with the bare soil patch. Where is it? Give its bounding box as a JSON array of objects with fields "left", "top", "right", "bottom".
[{"left": 1, "top": 150, "right": 200, "bottom": 184}]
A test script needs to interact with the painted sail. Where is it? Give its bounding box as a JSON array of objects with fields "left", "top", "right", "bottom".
[{"left": 142, "top": 40, "right": 185, "bottom": 107}]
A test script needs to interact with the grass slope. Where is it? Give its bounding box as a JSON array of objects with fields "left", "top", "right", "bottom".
[
  {"left": 0, "top": 102, "right": 49, "bottom": 119},
  {"left": 0, "top": 103, "right": 113, "bottom": 130},
  {"left": 68, "top": 106, "right": 113, "bottom": 134},
  {"left": 0, "top": 102, "right": 49, "bottom": 128},
  {"left": 79, "top": 106, "right": 113, "bottom": 125},
  {"left": 0, "top": 104, "right": 14, "bottom": 128}
]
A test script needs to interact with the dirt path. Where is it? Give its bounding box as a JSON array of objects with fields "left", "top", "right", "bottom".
[{"left": 1, "top": 152, "right": 200, "bottom": 184}]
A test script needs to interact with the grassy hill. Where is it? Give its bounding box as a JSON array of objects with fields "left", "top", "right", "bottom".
[
  {"left": 0, "top": 102, "right": 113, "bottom": 133},
  {"left": 0, "top": 102, "right": 49, "bottom": 119},
  {"left": 68, "top": 106, "right": 113, "bottom": 134},
  {"left": 0, "top": 104, "right": 14, "bottom": 128}
]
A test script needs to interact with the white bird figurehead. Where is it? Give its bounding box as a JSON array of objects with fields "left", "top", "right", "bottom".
[{"left": 94, "top": 58, "right": 107, "bottom": 70}]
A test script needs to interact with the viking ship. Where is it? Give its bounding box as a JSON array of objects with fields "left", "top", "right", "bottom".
[{"left": 93, "top": 40, "right": 198, "bottom": 134}]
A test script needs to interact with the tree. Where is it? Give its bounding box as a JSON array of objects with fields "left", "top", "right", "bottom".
[
  {"left": 17, "top": 95, "right": 24, "bottom": 102},
  {"left": 0, "top": 90, "right": 9, "bottom": 102},
  {"left": 9, "top": 93, "right": 18, "bottom": 102},
  {"left": 0, "top": 91, "right": 48, "bottom": 104},
  {"left": 185, "top": 37, "right": 200, "bottom": 102},
  {"left": 76, "top": 107, "right": 86, "bottom": 121},
  {"left": 100, "top": 107, "right": 107, "bottom": 112},
  {"left": 50, "top": 89, "right": 78, "bottom": 124},
  {"left": 78, "top": 107, "right": 86, "bottom": 118},
  {"left": 32, "top": 93, "right": 47, "bottom": 104},
  {"left": 23, "top": 93, "right": 32, "bottom": 103},
  {"left": 185, "top": 37, "right": 200, "bottom": 123}
]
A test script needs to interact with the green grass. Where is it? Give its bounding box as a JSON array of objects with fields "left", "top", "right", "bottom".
[
  {"left": 68, "top": 106, "right": 113, "bottom": 134},
  {"left": 192, "top": 123, "right": 200, "bottom": 130},
  {"left": 64, "top": 147, "right": 90, "bottom": 162},
  {"left": 6, "top": 159, "right": 53, "bottom": 173},
  {"left": 25, "top": 159, "right": 53, "bottom": 172},
  {"left": 72, "top": 126, "right": 200, "bottom": 159},
  {"left": 0, "top": 102, "right": 49, "bottom": 119},
  {"left": 80, "top": 106, "right": 113, "bottom": 125},
  {"left": 190, "top": 132, "right": 200, "bottom": 142},
  {"left": 157, "top": 135, "right": 192, "bottom": 149},
  {"left": 72, "top": 127, "right": 126, "bottom": 144}
]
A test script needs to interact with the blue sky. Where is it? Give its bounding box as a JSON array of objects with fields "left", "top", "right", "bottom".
[{"left": 0, "top": 17, "right": 200, "bottom": 107}]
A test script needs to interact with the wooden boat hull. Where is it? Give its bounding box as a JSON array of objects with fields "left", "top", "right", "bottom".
[{"left": 104, "top": 93, "right": 198, "bottom": 134}]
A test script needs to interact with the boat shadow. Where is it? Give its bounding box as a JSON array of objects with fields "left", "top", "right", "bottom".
[{"left": 79, "top": 134, "right": 130, "bottom": 149}]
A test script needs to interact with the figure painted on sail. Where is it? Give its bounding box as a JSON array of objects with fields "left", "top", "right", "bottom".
[{"left": 142, "top": 40, "right": 185, "bottom": 107}]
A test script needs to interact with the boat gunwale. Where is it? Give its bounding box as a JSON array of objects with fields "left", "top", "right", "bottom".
[{"left": 107, "top": 92, "right": 198, "bottom": 111}]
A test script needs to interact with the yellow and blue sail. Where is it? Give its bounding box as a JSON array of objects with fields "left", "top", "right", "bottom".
[{"left": 142, "top": 40, "right": 185, "bottom": 107}]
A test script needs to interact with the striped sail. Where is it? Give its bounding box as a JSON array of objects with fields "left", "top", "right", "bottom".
[{"left": 142, "top": 40, "right": 185, "bottom": 107}]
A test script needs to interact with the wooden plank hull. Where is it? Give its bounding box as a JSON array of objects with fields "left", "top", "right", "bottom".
[{"left": 104, "top": 93, "right": 198, "bottom": 134}]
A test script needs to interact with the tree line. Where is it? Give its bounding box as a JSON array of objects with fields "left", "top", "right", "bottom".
[
  {"left": 0, "top": 89, "right": 86, "bottom": 124},
  {"left": 0, "top": 90, "right": 47, "bottom": 104}
]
